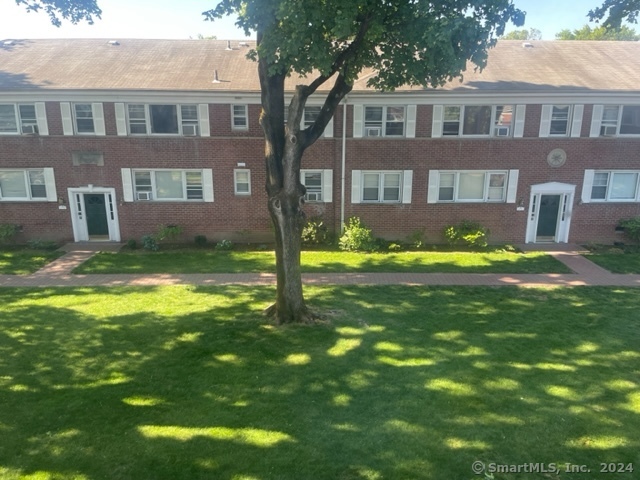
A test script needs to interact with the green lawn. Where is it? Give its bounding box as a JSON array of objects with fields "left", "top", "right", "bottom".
[
  {"left": 73, "top": 249, "right": 570, "bottom": 274},
  {"left": 0, "top": 285, "right": 638, "bottom": 479},
  {"left": 584, "top": 252, "right": 640, "bottom": 274},
  {"left": 0, "top": 249, "right": 63, "bottom": 275}
]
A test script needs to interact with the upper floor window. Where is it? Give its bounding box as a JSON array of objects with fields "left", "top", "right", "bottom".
[
  {"left": 443, "top": 105, "right": 514, "bottom": 137},
  {"left": 364, "top": 106, "right": 405, "bottom": 137},
  {"left": 232, "top": 105, "right": 248, "bottom": 130},
  {"left": 234, "top": 169, "right": 251, "bottom": 195},
  {"left": 590, "top": 171, "right": 639, "bottom": 201},
  {"left": 436, "top": 170, "right": 508, "bottom": 203},
  {"left": 599, "top": 105, "right": 640, "bottom": 136},
  {"left": 127, "top": 104, "right": 200, "bottom": 136},
  {"left": 0, "top": 169, "right": 52, "bottom": 201},
  {"left": 550, "top": 105, "right": 571, "bottom": 136},
  {"left": 133, "top": 170, "right": 203, "bottom": 201},
  {"left": 0, "top": 104, "right": 38, "bottom": 134},
  {"left": 73, "top": 104, "right": 95, "bottom": 134}
]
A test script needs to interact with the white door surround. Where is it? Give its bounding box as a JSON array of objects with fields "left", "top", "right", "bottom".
[
  {"left": 525, "top": 182, "right": 576, "bottom": 244},
  {"left": 68, "top": 186, "right": 121, "bottom": 242}
]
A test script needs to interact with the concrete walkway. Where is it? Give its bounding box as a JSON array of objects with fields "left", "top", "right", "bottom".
[{"left": 1, "top": 244, "right": 640, "bottom": 288}]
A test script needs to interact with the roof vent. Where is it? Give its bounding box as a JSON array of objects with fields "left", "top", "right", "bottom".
[
  {"left": 3, "top": 40, "right": 15, "bottom": 46},
  {"left": 108, "top": 40, "right": 120, "bottom": 46},
  {"left": 522, "top": 42, "right": 534, "bottom": 48},
  {"left": 226, "top": 40, "right": 232, "bottom": 51},
  {"left": 238, "top": 41, "right": 249, "bottom": 47},
  {"left": 212, "top": 69, "right": 221, "bottom": 83}
]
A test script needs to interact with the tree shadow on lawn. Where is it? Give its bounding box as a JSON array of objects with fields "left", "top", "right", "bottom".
[{"left": 0, "top": 286, "right": 638, "bottom": 479}]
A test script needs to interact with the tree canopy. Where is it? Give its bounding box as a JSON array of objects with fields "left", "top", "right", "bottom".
[
  {"left": 589, "top": 0, "right": 639, "bottom": 28},
  {"left": 14, "top": 0, "right": 101, "bottom": 26},
  {"left": 501, "top": 28, "right": 542, "bottom": 40},
  {"left": 555, "top": 24, "right": 639, "bottom": 40}
]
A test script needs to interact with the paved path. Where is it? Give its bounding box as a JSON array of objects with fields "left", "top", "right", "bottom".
[{"left": 1, "top": 245, "right": 640, "bottom": 288}]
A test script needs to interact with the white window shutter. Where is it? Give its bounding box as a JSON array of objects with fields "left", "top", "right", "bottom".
[
  {"left": 590, "top": 105, "right": 603, "bottom": 138},
  {"left": 92, "top": 103, "right": 106, "bottom": 136},
  {"left": 121, "top": 168, "right": 133, "bottom": 202},
  {"left": 60, "top": 102, "right": 73, "bottom": 136},
  {"left": 35, "top": 102, "right": 49, "bottom": 136},
  {"left": 43, "top": 168, "right": 57, "bottom": 201},
  {"left": 431, "top": 105, "right": 443, "bottom": 138},
  {"left": 198, "top": 104, "right": 210, "bottom": 137},
  {"left": 323, "top": 116, "right": 334, "bottom": 138},
  {"left": 405, "top": 105, "right": 417, "bottom": 138},
  {"left": 115, "top": 103, "right": 127, "bottom": 136},
  {"left": 427, "top": 170, "right": 439, "bottom": 204},
  {"left": 513, "top": 105, "right": 526, "bottom": 138},
  {"left": 351, "top": 170, "right": 361, "bottom": 203},
  {"left": 506, "top": 169, "right": 519, "bottom": 203},
  {"left": 402, "top": 170, "right": 413, "bottom": 204},
  {"left": 571, "top": 105, "right": 584, "bottom": 138},
  {"left": 202, "top": 169, "right": 214, "bottom": 202},
  {"left": 539, "top": 105, "right": 552, "bottom": 137},
  {"left": 353, "top": 105, "right": 363, "bottom": 138},
  {"left": 582, "top": 170, "right": 595, "bottom": 204},
  {"left": 323, "top": 169, "right": 333, "bottom": 203}
]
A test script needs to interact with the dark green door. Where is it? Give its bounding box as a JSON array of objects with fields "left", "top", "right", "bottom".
[
  {"left": 537, "top": 195, "right": 561, "bottom": 238},
  {"left": 84, "top": 194, "right": 109, "bottom": 236}
]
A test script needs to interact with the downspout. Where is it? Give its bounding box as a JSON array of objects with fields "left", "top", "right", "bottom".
[{"left": 340, "top": 95, "right": 348, "bottom": 234}]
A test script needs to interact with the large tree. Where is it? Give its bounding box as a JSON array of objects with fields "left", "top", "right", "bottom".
[
  {"left": 17, "top": 0, "right": 524, "bottom": 324},
  {"left": 589, "top": 0, "right": 639, "bottom": 27},
  {"left": 501, "top": 27, "right": 542, "bottom": 40},
  {"left": 555, "top": 24, "right": 639, "bottom": 40}
]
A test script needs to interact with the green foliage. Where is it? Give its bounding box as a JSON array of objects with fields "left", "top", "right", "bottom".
[
  {"left": 555, "top": 24, "right": 639, "bottom": 40},
  {"left": 502, "top": 28, "right": 542, "bottom": 40},
  {"left": 215, "top": 239, "right": 234, "bottom": 251},
  {"left": 126, "top": 239, "right": 137, "bottom": 250},
  {"left": 26, "top": 239, "right": 58, "bottom": 250},
  {"left": 589, "top": 0, "right": 640, "bottom": 29},
  {"left": 619, "top": 217, "right": 640, "bottom": 243},
  {"left": 155, "top": 224, "right": 183, "bottom": 242},
  {"left": 407, "top": 229, "right": 426, "bottom": 249},
  {"left": 0, "top": 224, "right": 19, "bottom": 244},
  {"left": 302, "top": 219, "right": 331, "bottom": 246},
  {"left": 444, "top": 221, "right": 489, "bottom": 248},
  {"left": 141, "top": 235, "right": 159, "bottom": 252},
  {"left": 194, "top": 235, "right": 208, "bottom": 247},
  {"left": 339, "top": 217, "right": 379, "bottom": 252},
  {"left": 387, "top": 243, "right": 402, "bottom": 252},
  {"left": 16, "top": 0, "right": 102, "bottom": 27}
]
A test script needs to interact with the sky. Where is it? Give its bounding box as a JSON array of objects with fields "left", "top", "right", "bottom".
[{"left": 0, "top": 0, "right": 628, "bottom": 41}]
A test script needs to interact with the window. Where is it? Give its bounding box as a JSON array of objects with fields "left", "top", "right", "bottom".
[
  {"left": 234, "top": 169, "right": 251, "bottom": 195},
  {"left": 0, "top": 104, "right": 37, "bottom": 134},
  {"left": 301, "top": 170, "right": 323, "bottom": 202},
  {"left": 127, "top": 104, "right": 199, "bottom": 135},
  {"left": 600, "top": 105, "right": 640, "bottom": 136},
  {"left": 550, "top": 105, "right": 571, "bottom": 136},
  {"left": 303, "top": 106, "right": 321, "bottom": 129},
  {"left": 361, "top": 172, "right": 402, "bottom": 203},
  {"left": 133, "top": 170, "right": 203, "bottom": 201},
  {"left": 73, "top": 104, "right": 95, "bottom": 134},
  {"left": 437, "top": 171, "right": 508, "bottom": 202},
  {"left": 0, "top": 169, "right": 48, "bottom": 200},
  {"left": 232, "top": 105, "right": 248, "bottom": 130},
  {"left": 364, "top": 106, "right": 405, "bottom": 137},
  {"left": 590, "top": 171, "right": 640, "bottom": 201},
  {"left": 443, "top": 105, "right": 512, "bottom": 137}
]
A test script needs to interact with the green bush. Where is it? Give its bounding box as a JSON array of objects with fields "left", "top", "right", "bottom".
[
  {"left": 0, "top": 224, "right": 19, "bottom": 244},
  {"left": 407, "top": 229, "right": 426, "bottom": 249},
  {"left": 126, "top": 239, "right": 138, "bottom": 250},
  {"left": 388, "top": 242, "right": 402, "bottom": 252},
  {"left": 339, "top": 217, "right": 379, "bottom": 252},
  {"left": 141, "top": 235, "right": 159, "bottom": 251},
  {"left": 27, "top": 239, "right": 58, "bottom": 250},
  {"left": 302, "top": 219, "right": 330, "bottom": 246},
  {"left": 156, "top": 224, "right": 183, "bottom": 242},
  {"left": 194, "top": 235, "right": 208, "bottom": 247},
  {"left": 444, "top": 220, "right": 489, "bottom": 248},
  {"left": 619, "top": 217, "right": 640, "bottom": 244},
  {"left": 215, "top": 239, "right": 234, "bottom": 251}
]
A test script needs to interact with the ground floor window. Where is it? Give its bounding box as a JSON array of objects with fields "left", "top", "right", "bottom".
[
  {"left": 127, "top": 169, "right": 206, "bottom": 201},
  {"left": 0, "top": 168, "right": 53, "bottom": 201},
  {"left": 589, "top": 171, "right": 640, "bottom": 201}
]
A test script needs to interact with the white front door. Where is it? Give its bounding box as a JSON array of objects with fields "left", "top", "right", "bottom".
[
  {"left": 68, "top": 187, "right": 121, "bottom": 242},
  {"left": 525, "top": 183, "right": 575, "bottom": 244}
]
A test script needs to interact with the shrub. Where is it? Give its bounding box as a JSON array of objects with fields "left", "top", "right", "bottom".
[
  {"left": 141, "top": 235, "right": 159, "bottom": 252},
  {"left": 407, "top": 229, "right": 426, "bottom": 249},
  {"left": 156, "top": 224, "right": 183, "bottom": 242},
  {"left": 27, "top": 239, "right": 58, "bottom": 250},
  {"left": 444, "top": 220, "right": 489, "bottom": 248},
  {"left": 215, "top": 239, "right": 234, "bottom": 251},
  {"left": 194, "top": 235, "right": 208, "bottom": 247},
  {"left": 302, "top": 219, "right": 330, "bottom": 246},
  {"left": 388, "top": 242, "right": 402, "bottom": 252},
  {"left": 0, "top": 224, "right": 19, "bottom": 244},
  {"left": 126, "top": 239, "right": 138, "bottom": 250},
  {"left": 339, "top": 217, "right": 379, "bottom": 252},
  {"left": 618, "top": 217, "right": 640, "bottom": 244}
]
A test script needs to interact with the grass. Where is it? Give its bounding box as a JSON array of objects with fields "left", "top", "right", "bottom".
[
  {"left": 73, "top": 248, "right": 570, "bottom": 274},
  {"left": 585, "top": 252, "right": 640, "bottom": 274},
  {"left": 0, "top": 285, "right": 638, "bottom": 479},
  {"left": 0, "top": 248, "right": 63, "bottom": 275}
]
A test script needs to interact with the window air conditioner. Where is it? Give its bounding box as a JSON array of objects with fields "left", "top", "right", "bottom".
[
  {"left": 182, "top": 124, "right": 198, "bottom": 136},
  {"left": 365, "top": 127, "right": 382, "bottom": 137},
  {"left": 22, "top": 124, "right": 38, "bottom": 135},
  {"left": 495, "top": 126, "right": 510, "bottom": 137},
  {"left": 601, "top": 125, "right": 617, "bottom": 136},
  {"left": 306, "top": 192, "right": 321, "bottom": 202},
  {"left": 137, "top": 191, "right": 152, "bottom": 200}
]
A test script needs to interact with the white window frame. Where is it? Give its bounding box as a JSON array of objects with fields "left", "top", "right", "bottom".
[
  {"left": 0, "top": 103, "right": 38, "bottom": 135},
  {"left": 596, "top": 105, "right": 640, "bottom": 137},
  {"left": 301, "top": 170, "right": 324, "bottom": 202},
  {"left": 231, "top": 104, "right": 249, "bottom": 130},
  {"left": 234, "top": 169, "right": 251, "bottom": 195},
  {"left": 442, "top": 105, "right": 513, "bottom": 138},
  {"left": 589, "top": 170, "right": 640, "bottom": 202},
  {"left": 364, "top": 106, "right": 406, "bottom": 137},
  {"left": 132, "top": 169, "right": 205, "bottom": 202},
  {"left": 549, "top": 105, "right": 572, "bottom": 136},
  {"left": 73, "top": 103, "right": 95, "bottom": 134},
  {"left": 435, "top": 170, "right": 510, "bottom": 203},
  {"left": 361, "top": 171, "right": 403, "bottom": 203},
  {"left": 0, "top": 168, "right": 54, "bottom": 201},
  {"left": 126, "top": 104, "right": 200, "bottom": 136}
]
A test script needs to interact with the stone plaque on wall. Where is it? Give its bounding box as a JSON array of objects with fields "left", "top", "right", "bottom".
[{"left": 72, "top": 152, "right": 104, "bottom": 166}]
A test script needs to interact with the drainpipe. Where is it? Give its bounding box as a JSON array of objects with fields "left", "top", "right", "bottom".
[{"left": 340, "top": 95, "right": 348, "bottom": 234}]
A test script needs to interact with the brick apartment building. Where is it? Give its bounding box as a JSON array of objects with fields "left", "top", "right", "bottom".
[{"left": 1, "top": 38, "right": 639, "bottom": 245}]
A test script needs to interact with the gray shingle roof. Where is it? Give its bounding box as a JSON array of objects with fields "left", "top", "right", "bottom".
[{"left": 1, "top": 38, "right": 639, "bottom": 94}]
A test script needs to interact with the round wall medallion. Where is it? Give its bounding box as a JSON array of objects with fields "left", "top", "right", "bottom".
[{"left": 547, "top": 148, "right": 567, "bottom": 167}]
